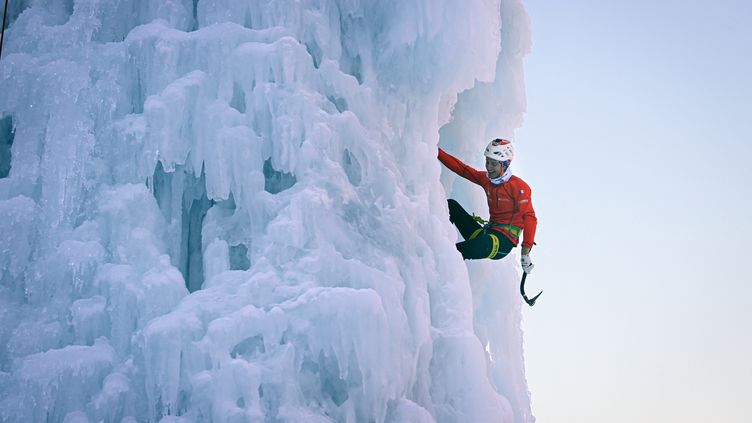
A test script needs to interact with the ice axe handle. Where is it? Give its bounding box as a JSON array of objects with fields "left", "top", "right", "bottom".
[{"left": 520, "top": 272, "right": 542, "bottom": 306}]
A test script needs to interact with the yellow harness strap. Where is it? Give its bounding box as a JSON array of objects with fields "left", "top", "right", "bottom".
[
  {"left": 469, "top": 229, "right": 500, "bottom": 258},
  {"left": 487, "top": 233, "right": 500, "bottom": 258}
]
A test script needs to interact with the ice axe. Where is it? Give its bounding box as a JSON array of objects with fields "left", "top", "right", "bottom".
[{"left": 520, "top": 272, "right": 542, "bottom": 306}]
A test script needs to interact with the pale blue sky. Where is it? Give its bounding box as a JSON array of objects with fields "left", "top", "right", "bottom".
[{"left": 515, "top": 0, "right": 752, "bottom": 421}]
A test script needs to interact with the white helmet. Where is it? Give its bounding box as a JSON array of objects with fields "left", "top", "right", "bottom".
[{"left": 484, "top": 138, "right": 514, "bottom": 162}]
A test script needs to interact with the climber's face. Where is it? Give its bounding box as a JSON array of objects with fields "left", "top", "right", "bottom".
[{"left": 486, "top": 157, "right": 503, "bottom": 179}]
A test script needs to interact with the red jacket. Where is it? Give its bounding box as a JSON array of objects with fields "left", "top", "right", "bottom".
[{"left": 438, "top": 148, "right": 537, "bottom": 249}]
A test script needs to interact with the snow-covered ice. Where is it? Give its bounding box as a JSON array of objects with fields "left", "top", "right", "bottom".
[{"left": 0, "top": 0, "right": 533, "bottom": 421}]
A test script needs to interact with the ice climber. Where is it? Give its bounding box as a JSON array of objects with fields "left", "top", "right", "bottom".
[{"left": 438, "top": 139, "right": 537, "bottom": 274}]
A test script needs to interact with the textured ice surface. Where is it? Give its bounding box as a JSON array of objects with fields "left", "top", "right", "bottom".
[{"left": 0, "top": 0, "right": 533, "bottom": 422}]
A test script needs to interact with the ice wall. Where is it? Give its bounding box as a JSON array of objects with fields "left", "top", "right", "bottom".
[
  {"left": 438, "top": 1, "right": 533, "bottom": 421},
  {"left": 0, "top": 0, "right": 533, "bottom": 422}
]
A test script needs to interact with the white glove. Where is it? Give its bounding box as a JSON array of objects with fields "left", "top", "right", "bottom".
[{"left": 521, "top": 254, "right": 534, "bottom": 274}]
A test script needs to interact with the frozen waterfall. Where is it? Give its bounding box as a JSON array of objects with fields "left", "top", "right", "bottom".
[{"left": 0, "top": 0, "right": 533, "bottom": 421}]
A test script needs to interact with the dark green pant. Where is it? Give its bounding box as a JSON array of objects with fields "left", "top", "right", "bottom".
[{"left": 447, "top": 199, "right": 514, "bottom": 260}]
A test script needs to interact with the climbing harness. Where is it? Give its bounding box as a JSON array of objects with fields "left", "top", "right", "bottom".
[
  {"left": 467, "top": 217, "right": 502, "bottom": 259},
  {"left": 471, "top": 214, "right": 521, "bottom": 242}
]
